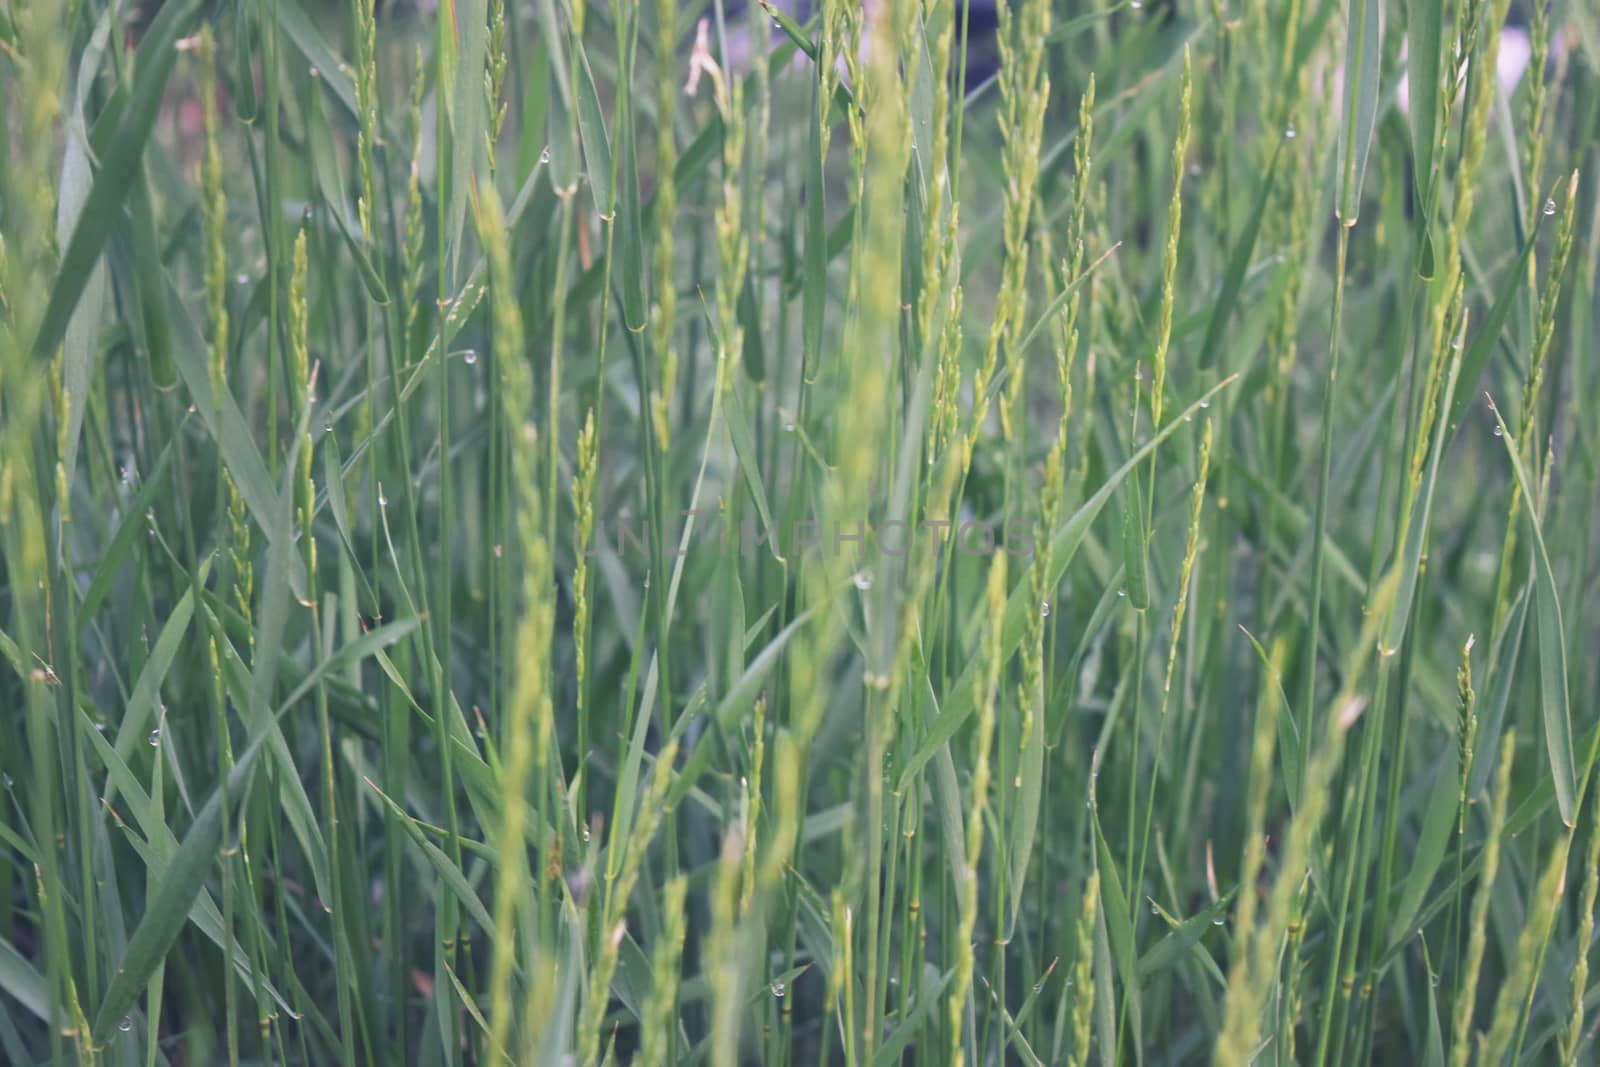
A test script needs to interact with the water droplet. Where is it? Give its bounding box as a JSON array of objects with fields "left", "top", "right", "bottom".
[
  {"left": 1212, "top": 916, "right": 1225, "bottom": 926},
  {"left": 853, "top": 570, "right": 874, "bottom": 591},
  {"left": 120, "top": 466, "right": 133, "bottom": 485},
  {"left": 772, "top": 979, "right": 787, "bottom": 998},
  {"left": 1430, "top": 972, "right": 1440, "bottom": 987},
  {"left": 323, "top": 417, "right": 334, "bottom": 434},
  {"left": 1285, "top": 123, "right": 1297, "bottom": 139},
  {"left": 1041, "top": 601, "right": 1050, "bottom": 618},
  {"left": 1032, "top": 981, "right": 1044, "bottom": 993},
  {"left": 148, "top": 730, "right": 161, "bottom": 748},
  {"left": 1199, "top": 400, "right": 1211, "bottom": 409},
  {"left": 1150, "top": 903, "right": 1159, "bottom": 915},
  {"left": 378, "top": 490, "right": 388, "bottom": 506},
  {"left": 1543, "top": 198, "right": 1557, "bottom": 216},
  {"left": 580, "top": 824, "right": 592, "bottom": 842},
  {"left": 236, "top": 273, "right": 249, "bottom": 286},
  {"left": 1451, "top": 336, "right": 1463, "bottom": 350},
  {"left": 463, "top": 349, "right": 478, "bottom": 365},
  {"left": 95, "top": 721, "right": 107, "bottom": 733},
  {"left": 783, "top": 421, "right": 796, "bottom": 432},
  {"left": 118, "top": 1016, "right": 133, "bottom": 1033},
  {"left": 1130, "top": 0, "right": 1142, "bottom": 8},
  {"left": 539, "top": 146, "right": 552, "bottom": 165},
  {"left": 1493, "top": 425, "right": 1503, "bottom": 437},
  {"left": 1117, "top": 589, "right": 1127, "bottom": 598},
  {"left": 3, "top": 774, "right": 13, "bottom": 788}
]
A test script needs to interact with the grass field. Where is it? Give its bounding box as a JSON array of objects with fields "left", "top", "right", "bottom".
[{"left": 2, "top": 0, "right": 1599, "bottom": 1062}]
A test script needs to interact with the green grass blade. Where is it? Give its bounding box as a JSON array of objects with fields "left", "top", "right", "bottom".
[
  {"left": 32, "top": 0, "right": 202, "bottom": 359},
  {"left": 89, "top": 702, "right": 293, "bottom": 1044},
  {"left": 1196, "top": 143, "right": 1282, "bottom": 370},
  {"left": 1488, "top": 399, "right": 1576, "bottom": 824},
  {"left": 1445, "top": 231, "right": 1539, "bottom": 437},
  {"left": 1336, "top": 0, "right": 1383, "bottom": 225},
  {"left": 899, "top": 377, "right": 1236, "bottom": 787},
  {"left": 1388, "top": 757, "right": 1458, "bottom": 943},
  {"left": 0, "top": 938, "right": 49, "bottom": 1023}
]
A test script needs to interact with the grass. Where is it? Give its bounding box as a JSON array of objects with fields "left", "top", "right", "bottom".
[{"left": 2, "top": 0, "right": 1599, "bottom": 1062}]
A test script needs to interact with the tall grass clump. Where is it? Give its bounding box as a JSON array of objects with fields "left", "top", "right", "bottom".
[{"left": 2, "top": 0, "right": 1599, "bottom": 1063}]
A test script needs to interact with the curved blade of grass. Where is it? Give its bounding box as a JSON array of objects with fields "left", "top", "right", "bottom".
[
  {"left": 161, "top": 280, "right": 303, "bottom": 594},
  {"left": 920, "top": 672, "right": 970, "bottom": 889},
  {"left": 899, "top": 377, "right": 1237, "bottom": 788},
  {"left": 441, "top": 962, "right": 504, "bottom": 1058},
  {"left": 802, "top": 72, "right": 827, "bottom": 374},
  {"left": 763, "top": 0, "right": 816, "bottom": 58},
  {"left": 1012, "top": 244, "right": 1119, "bottom": 358},
  {"left": 1239, "top": 627, "right": 1303, "bottom": 808},
  {"left": 1120, "top": 487, "right": 1150, "bottom": 612},
  {"left": 666, "top": 609, "right": 814, "bottom": 805},
  {"left": 873, "top": 967, "right": 953, "bottom": 1067},
  {"left": 613, "top": 44, "right": 647, "bottom": 332},
  {"left": 33, "top": 0, "right": 203, "bottom": 359},
  {"left": 57, "top": 24, "right": 113, "bottom": 498},
  {"left": 270, "top": 617, "right": 423, "bottom": 722},
  {"left": 230, "top": 0, "right": 259, "bottom": 122},
  {"left": 1197, "top": 141, "right": 1283, "bottom": 369},
  {"left": 1446, "top": 230, "right": 1539, "bottom": 437},
  {"left": 1383, "top": 322, "right": 1462, "bottom": 651},
  {"left": 1138, "top": 888, "right": 1237, "bottom": 980},
  {"left": 573, "top": 37, "right": 613, "bottom": 225},
  {"left": 1488, "top": 398, "right": 1576, "bottom": 824},
  {"left": 82, "top": 710, "right": 299, "bottom": 1020},
  {"left": 102, "top": 556, "right": 210, "bottom": 810},
  {"left": 1470, "top": 585, "right": 1530, "bottom": 795},
  {"left": 445, "top": 0, "right": 487, "bottom": 277},
  {"left": 1046, "top": 3, "right": 1128, "bottom": 42},
  {"left": 0, "top": 938, "right": 48, "bottom": 1023},
  {"left": 90, "top": 694, "right": 297, "bottom": 1044},
  {"left": 1008, "top": 685, "right": 1045, "bottom": 930},
  {"left": 1406, "top": 0, "right": 1443, "bottom": 277},
  {"left": 1423, "top": 937, "right": 1444, "bottom": 1067},
  {"left": 126, "top": 175, "right": 177, "bottom": 389},
  {"left": 77, "top": 443, "right": 175, "bottom": 630},
  {"left": 723, "top": 384, "right": 777, "bottom": 536},
  {"left": 606, "top": 598, "right": 657, "bottom": 880},
  {"left": 1336, "top": 0, "right": 1383, "bottom": 225},
  {"left": 737, "top": 275, "right": 766, "bottom": 381},
  {"left": 1092, "top": 803, "right": 1136, "bottom": 1006},
  {"left": 1388, "top": 756, "right": 1458, "bottom": 942},
  {"left": 307, "top": 82, "right": 390, "bottom": 304},
  {"left": 1380, "top": 722, "right": 1600, "bottom": 966},
  {"left": 277, "top": 0, "right": 358, "bottom": 117},
  {"left": 1092, "top": 809, "right": 1123, "bottom": 1067},
  {"left": 365, "top": 780, "right": 497, "bottom": 936}
]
